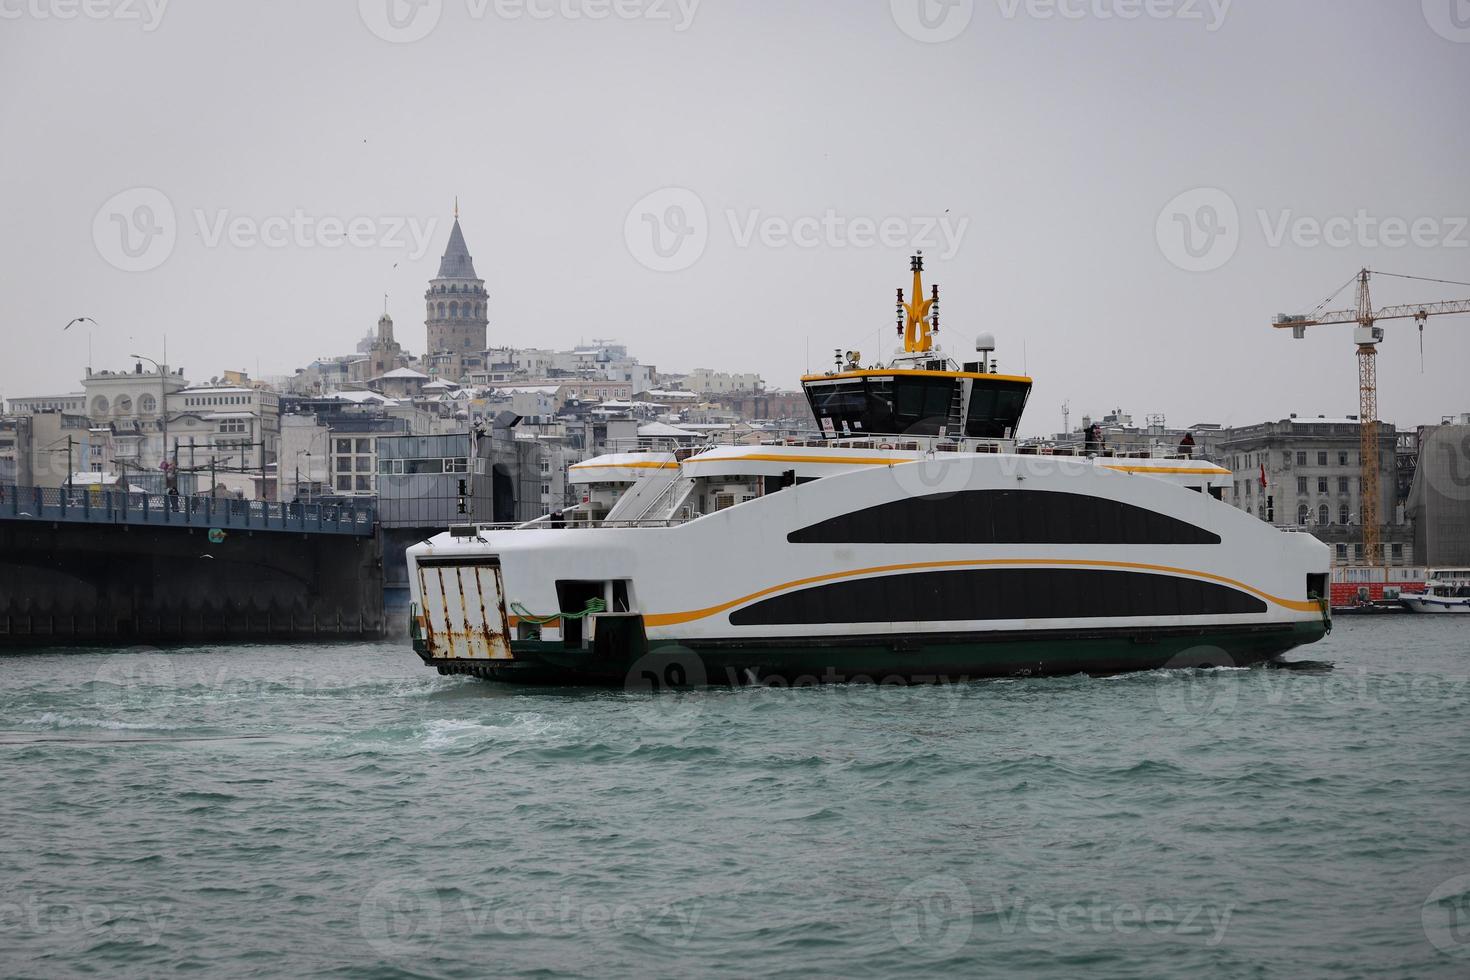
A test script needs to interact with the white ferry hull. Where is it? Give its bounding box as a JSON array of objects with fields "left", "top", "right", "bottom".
[{"left": 408, "top": 453, "right": 1332, "bottom": 685}]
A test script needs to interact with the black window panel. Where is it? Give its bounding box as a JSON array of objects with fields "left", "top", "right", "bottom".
[
  {"left": 966, "top": 380, "right": 1030, "bottom": 438},
  {"left": 729, "top": 568, "right": 1267, "bottom": 626},
  {"left": 789, "top": 489, "right": 1221, "bottom": 546},
  {"left": 890, "top": 377, "right": 957, "bottom": 435}
]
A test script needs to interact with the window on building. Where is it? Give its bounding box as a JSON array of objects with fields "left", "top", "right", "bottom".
[
  {"left": 1336, "top": 543, "right": 1347, "bottom": 561},
  {"left": 1297, "top": 503, "right": 1309, "bottom": 525},
  {"left": 1354, "top": 544, "right": 1364, "bottom": 561},
  {"left": 1338, "top": 451, "right": 1348, "bottom": 466},
  {"left": 1282, "top": 451, "right": 1291, "bottom": 467},
  {"left": 1317, "top": 477, "right": 1328, "bottom": 493},
  {"left": 1296, "top": 451, "right": 1307, "bottom": 466},
  {"left": 1339, "top": 504, "right": 1349, "bottom": 525},
  {"left": 1297, "top": 477, "right": 1307, "bottom": 493},
  {"left": 1337, "top": 476, "right": 1348, "bottom": 493},
  {"left": 336, "top": 476, "right": 352, "bottom": 491},
  {"left": 1317, "top": 452, "right": 1328, "bottom": 466},
  {"left": 1318, "top": 504, "right": 1329, "bottom": 526},
  {"left": 1391, "top": 543, "right": 1403, "bottom": 561}
]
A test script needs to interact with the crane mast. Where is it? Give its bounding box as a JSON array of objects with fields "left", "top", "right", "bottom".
[{"left": 1273, "top": 268, "right": 1470, "bottom": 566}]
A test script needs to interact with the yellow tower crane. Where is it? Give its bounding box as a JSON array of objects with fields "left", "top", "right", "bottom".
[{"left": 1273, "top": 268, "right": 1470, "bottom": 565}]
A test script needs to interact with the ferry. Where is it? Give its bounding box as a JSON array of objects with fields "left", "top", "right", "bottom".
[
  {"left": 406, "top": 256, "right": 1332, "bottom": 685},
  {"left": 1399, "top": 569, "right": 1470, "bottom": 613}
]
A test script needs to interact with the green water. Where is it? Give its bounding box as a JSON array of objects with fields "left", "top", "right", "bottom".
[{"left": 1, "top": 617, "right": 1467, "bottom": 978}]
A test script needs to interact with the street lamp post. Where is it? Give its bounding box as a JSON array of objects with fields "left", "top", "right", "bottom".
[{"left": 129, "top": 353, "right": 169, "bottom": 482}]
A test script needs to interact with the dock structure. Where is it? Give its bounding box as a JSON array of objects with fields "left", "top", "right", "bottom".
[
  {"left": 0, "top": 485, "right": 374, "bottom": 537},
  {"left": 0, "top": 484, "right": 384, "bottom": 647}
]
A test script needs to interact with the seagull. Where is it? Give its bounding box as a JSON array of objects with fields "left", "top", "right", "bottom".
[{"left": 63, "top": 317, "right": 97, "bottom": 331}]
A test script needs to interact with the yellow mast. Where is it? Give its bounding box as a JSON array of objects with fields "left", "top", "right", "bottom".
[{"left": 899, "top": 253, "right": 938, "bottom": 353}]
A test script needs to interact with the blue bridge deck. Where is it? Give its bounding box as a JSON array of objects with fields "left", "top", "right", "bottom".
[{"left": 0, "top": 485, "right": 375, "bottom": 536}]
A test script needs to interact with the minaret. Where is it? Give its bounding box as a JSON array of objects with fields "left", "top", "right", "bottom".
[{"left": 425, "top": 200, "right": 488, "bottom": 367}]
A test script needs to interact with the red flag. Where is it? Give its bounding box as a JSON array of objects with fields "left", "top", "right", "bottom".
[{"left": 1259, "top": 463, "right": 1268, "bottom": 489}]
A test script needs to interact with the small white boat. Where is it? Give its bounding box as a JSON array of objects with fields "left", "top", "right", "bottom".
[{"left": 1399, "top": 569, "right": 1470, "bottom": 613}]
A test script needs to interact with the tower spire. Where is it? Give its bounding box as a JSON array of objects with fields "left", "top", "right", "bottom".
[{"left": 454, "top": 195, "right": 459, "bottom": 220}]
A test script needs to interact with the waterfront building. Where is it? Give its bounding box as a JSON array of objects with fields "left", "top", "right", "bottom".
[
  {"left": 372, "top": 367, "right": 431, "bottom": 400},
  {"left": 166, "top": 383, "right": 281, "bottom": 485},
  {"left": 1032, "top": 409, "right": 1228, "bottom": 461},
  {"left": 4, "top": 393, "right": 86, "bottom": 415},
  {"left": 0, "top": 412, "right": 115, "bottom": 489},
  {"left": 348, "top": 312, "right": 413, "bottom": 384},
  {"left": 80, "top": 363, "right": 190, "bottom": 476},
  {"left": 1407, "top": 415, "right": 1470, "bottom": 567},
  {"left": 1218, "top": 416, "right": 1410, "bottom": 566},
  {"left": 685, "top": 368, "right": 765, "bottom": 396}
]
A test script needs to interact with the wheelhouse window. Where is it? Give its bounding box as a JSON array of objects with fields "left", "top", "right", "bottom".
[
  {"left": 805, "top": 374, "right": 1029, "bottom": 439},
  {"left": 965, "top": 379, "right": 1030, "bottom": 438}
]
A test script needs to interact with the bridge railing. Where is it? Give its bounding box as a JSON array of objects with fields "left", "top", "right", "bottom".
[{"left": 0, "top": 484, "right": 376, "bottom": 536}]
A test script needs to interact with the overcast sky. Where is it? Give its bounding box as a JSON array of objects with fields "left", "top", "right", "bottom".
[{"left": 2, "top": 0, "right": 1467, "bottom": 436}]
